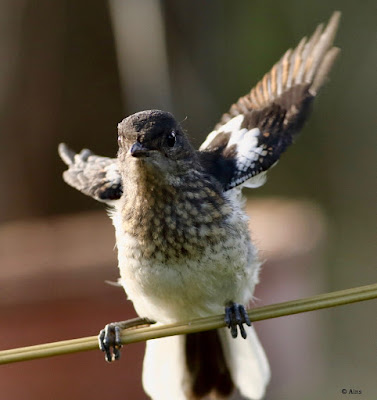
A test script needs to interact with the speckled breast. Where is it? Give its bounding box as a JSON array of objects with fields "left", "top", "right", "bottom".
[{"left": 112, "top": 188, "right": 260, "bottom": 322}]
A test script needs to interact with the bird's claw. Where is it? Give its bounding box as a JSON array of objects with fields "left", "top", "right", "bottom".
[
  {"left": 98, "top": 317, "right": 156, "bottom": 362},
  {"left": 224, "top": 302, "right": 251, "bottom": 339},
  {"left": 98, "top": 323, "right": 123, "bottom": 362}
]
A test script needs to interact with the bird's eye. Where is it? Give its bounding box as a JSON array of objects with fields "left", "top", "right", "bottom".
[{"left": 167, "top": 131, "right": 176, "bottom": 147}]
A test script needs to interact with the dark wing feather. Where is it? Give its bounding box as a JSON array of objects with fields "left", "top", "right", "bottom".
[
  {"left": 199, "top": 12, "right": 341, "bottom": 191},
  {"left": 58, "top": 143, "right": 122, "bottom": 203}
]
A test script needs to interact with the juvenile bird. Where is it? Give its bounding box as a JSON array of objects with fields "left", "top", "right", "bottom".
[{"left": 59, "top": 12, "right": 340, "bottom": 400}]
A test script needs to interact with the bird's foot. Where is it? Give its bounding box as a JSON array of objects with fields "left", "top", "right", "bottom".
[
  {"left": 224, "top": 302, "right": 251, "bottom": 339},
  {"left": 98, "top": 317, "right": 155, "bottom": 362},
  {"left": 98, "top": 323, "right": 122, "bottom": 362}
]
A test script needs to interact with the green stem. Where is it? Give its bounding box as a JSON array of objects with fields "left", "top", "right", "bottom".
[{"left": 1, "top": 283, "right": 376, "bottom": 365}]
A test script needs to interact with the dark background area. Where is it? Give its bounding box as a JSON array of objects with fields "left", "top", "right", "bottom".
[{"left": 0, "top": 1, "right": 376, "bottom": 399}]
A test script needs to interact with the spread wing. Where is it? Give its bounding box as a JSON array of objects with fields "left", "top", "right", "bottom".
[
  {"left": 199, "top": 12, "right": 341, "bottom": 191},
  {"left": 58, "top": 143, "right": 122, "bottom": 203}
]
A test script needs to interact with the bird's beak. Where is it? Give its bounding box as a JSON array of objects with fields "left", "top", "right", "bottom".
[{"left": 129, "top": 142, "right": 150, "bottom": 158}]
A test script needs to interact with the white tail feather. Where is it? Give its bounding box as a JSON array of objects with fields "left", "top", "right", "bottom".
[
  {"left": 142, "top": 327, "right": 269, "bottom": 400},
  {"left": 142, "top": 335, "right": 188, "bottom": 400},
  {"left": 218, "top": 326, "right": 270, "bottom": 400}
]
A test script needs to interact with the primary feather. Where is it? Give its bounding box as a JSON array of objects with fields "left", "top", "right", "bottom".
[{"left": 199, "top": 11, "right": 340, "bottom": 190}]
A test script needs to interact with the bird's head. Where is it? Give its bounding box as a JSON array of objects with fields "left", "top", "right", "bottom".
[{"left": 117, "top": 110, "right": 196, "bottom": 175}]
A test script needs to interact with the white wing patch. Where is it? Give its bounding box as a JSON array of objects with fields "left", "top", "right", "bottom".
[
  {"left": 230, "top": 127, "right": 261, "bottom": 173},
  {"left": 200, "top": 114, "right": 268, "bottom": 189},
  {"left": 199, "top": 114, "right": 245, "bottom": 150},
  {"left": 200, "top": 114, "right": 264, "bottom": 173}
]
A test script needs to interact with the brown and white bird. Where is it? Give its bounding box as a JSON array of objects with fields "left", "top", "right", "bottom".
[{"left": 59, "top": 12, "right": 340, "bottom": 400}]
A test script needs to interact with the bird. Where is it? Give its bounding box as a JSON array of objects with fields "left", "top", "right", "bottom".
[{"left": 58, "top": 12, "right": 340, "bottom": 400}]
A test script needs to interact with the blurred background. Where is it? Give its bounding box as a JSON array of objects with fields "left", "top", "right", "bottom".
[{"left": 0, "top": 1, "right": 376, "bottom": 399}]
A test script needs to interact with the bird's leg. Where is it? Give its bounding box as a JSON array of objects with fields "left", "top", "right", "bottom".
[
  {"left": 98, "top": 317, "right": 155, "bottom": 362},
  {"left": 224, "top": 302, "right": 251, "bottom": 339}
]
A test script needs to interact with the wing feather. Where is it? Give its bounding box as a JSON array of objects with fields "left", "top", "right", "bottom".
[
  {"left": 200, "top": 12, "right": 341, "bottom": 191},
  {"left": 58, "top": 143, "right": 122, "bottom": 203}
]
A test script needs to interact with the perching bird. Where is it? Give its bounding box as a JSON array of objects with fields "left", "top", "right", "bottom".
[{"left": 59, "top": 12, "right": 340, "bottom": 400}]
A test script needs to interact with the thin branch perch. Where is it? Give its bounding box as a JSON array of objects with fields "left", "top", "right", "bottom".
[{"left": 1, "top": 283, "right": 376, "bottom": 365}]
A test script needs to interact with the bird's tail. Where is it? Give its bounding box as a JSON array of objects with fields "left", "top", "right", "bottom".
[{"left": 142, "top": 326, "right": 270, "bottom": 400}]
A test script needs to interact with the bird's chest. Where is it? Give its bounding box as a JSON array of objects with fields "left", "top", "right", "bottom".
[
  {"left": 118, "top": 181, "right": 231, "bottom": 259},
  {"left": 110, "top": 195, "right": 255, "bottom": 322}
]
